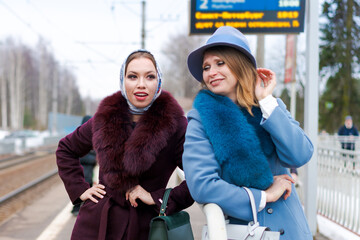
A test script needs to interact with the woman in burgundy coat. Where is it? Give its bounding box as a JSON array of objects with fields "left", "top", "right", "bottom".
[{"left": 56, "top": 50, "right": 194, "bottom": 240}]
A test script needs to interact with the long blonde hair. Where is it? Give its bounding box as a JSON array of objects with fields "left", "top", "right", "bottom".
[{"left": 203, "top": 46, "right": 258, "bottom": 115}]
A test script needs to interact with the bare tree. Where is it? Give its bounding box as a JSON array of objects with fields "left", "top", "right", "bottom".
[
  {"left": 51, "top": 65, "right": 58, "bottom": 135},
  {"left": 37, "top": 39, "right": 53, "bottom": 129},
  {"left": 0, "top": 37, "right": 86, "bottom": 131},
  {"left": 0, "top": 74, "right": 6, "bottom": 129},
  {"left": 59, "top": 68, "right": 74, "bottom": 115},
  {"left": 0, "top": 45, "right": 7, "bottom": 129},
  {"left": 4, "top": 39, "right": 27, "bottom": 130},
  {"left": 161, "top": 30, "right": 205, "bottom": 99},
  {"left": 23, "top": 46, "right": 39, "bottom": 129},
  {"left": 6, "top": 41, "right": 16, "bottom": 129},
  {"left": 16, "top": 47, "right": 27, "bottom": 129}
]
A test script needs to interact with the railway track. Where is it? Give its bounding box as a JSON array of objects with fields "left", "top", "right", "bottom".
[
  {"left": 0, "top": 147, "right": 60, "bottom": 224},
  {"left": 0, "top": 150, "right": 53, "bottom": 170}
]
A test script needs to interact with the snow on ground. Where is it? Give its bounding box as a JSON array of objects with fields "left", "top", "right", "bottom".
[
  {"left": 0, "top": 130, "right": 63, "bottom": 155},
  {"left": 0, "top": 130, "right": 9, "bottom": 140}
]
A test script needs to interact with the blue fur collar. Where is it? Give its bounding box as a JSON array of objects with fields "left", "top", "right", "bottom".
[{"left": 194, "top": 90, "right": 274, "bottom": 190}]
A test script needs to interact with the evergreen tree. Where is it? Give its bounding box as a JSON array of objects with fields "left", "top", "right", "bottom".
[
  {"left": 279, "top": 87, "right": 304, "bottom": 128},
  {"left": 319, "top": 0, "right": 360, "bottom": 133}
]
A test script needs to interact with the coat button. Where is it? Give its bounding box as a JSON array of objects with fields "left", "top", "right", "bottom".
[
  {"left": 279, "top": 229, "right": 285, "bottom": 235},
  {"left": 267, "top": 208, "right": 273, "bottom": 214}
]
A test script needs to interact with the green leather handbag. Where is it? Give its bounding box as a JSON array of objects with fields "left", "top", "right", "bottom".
[{"left": 148, "top": 188, "right": 194, "bottom": 240}]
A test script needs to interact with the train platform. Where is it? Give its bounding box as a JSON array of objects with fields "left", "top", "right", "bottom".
[
  {"left": 0, "top": 177, "right": 74, "bottom": 240},
  {"left": 0, "top": 172, "right": 335, "bottom": 240},
  {"left": 0, "top": 173, "right": 207, "bottom": 240}
]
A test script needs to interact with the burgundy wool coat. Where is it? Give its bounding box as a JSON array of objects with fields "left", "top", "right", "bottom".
[{"left": 56, "top": 91, "right": 194, "bottom": 240}]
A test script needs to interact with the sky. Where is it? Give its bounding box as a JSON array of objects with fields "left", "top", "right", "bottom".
[
  {"left": 0, "top": 0, "right": 196, "bottom": 99},
  {"left": 0, "top": 0, "right": 320, "bottom": 100}
]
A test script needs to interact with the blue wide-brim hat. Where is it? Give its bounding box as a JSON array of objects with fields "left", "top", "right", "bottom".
[{"left": 187, "top": 26, "right": 256, "bottom": 82}]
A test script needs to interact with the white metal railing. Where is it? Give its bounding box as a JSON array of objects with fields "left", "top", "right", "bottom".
[
  {"left": 318, "top": 134, "right": 360, "bottom": 151},
  {"left": 317, "top": 145, "right": 360, "bottom": 234},
  {"left": 201, "top": 203, "right": 227, "bottom": 239},
  {"left": 296, "top": 135, "right": 360, "bottom": 235},
  {"left": 176, "top": 134, "right": 360, "bottom": 238},
  {"left": 175, "top": 168, "right": 227, "bottom": 240}
]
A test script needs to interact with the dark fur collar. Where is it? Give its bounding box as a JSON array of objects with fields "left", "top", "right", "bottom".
[{"left": 92, "top": 91, "right": 184, "bottom": 192}]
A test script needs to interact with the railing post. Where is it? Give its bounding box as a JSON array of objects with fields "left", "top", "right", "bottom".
[
  {"left": 202, "top": 203, "right": 227, "bottom": 240},
  {"left": 175, "top": 168, "right": 228, "bottom": 240}
]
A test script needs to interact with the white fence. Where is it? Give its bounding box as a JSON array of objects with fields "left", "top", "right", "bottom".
[
  {"left": 175, "top": 135, "right": 360, "bottom": 239},
  {"left": 317, "top": 135, "right": 360, "bottom": 235},
  {"left": 0, "top": 134, "right": 65, "bottom": 155}
]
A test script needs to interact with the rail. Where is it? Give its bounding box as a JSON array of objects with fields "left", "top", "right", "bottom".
[
  {"left": 0, "top": 168, "right": 58, "bottom": 204},
  {"left": 0, "top": 151, "right": 53, "bottom": 170}
]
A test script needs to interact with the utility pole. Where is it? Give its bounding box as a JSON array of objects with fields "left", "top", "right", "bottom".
[
  {"left": 110, "top": 1, "right": 146, "bottom": 49},
  {"left": 304, "top": 0, "right": 319, "bottom": 236},
  {"left": 141, "top": 0, "right": 146, "bottom": 49},
  {"left": 256, "top": 34, "right": 265, "bottom": 67}
]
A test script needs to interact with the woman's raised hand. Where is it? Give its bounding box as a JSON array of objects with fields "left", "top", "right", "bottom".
[
  {"left": 255, "top": 68, "right": 277, "bottom": 101},
  {"left": 265, "top": 174, "right": 295, "bottom": 202},
  {"left": 80, "top": 184, "right": 106, "bottom": 203},
  {"left": 126, "top": 185, "right": 155, "bottom": 207}
]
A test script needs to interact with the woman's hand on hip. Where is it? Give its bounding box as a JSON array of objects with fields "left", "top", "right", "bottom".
[
  {"left": 265, "top": 174, "right": 295, "bottom": 202},
  {"left": 126, "top": 185, "right": 155, "bottom": 207},
  {"left": 255, "top": 68, "right": 277, "bottom": 101},
  {"left": 80, "top": 184, "right": 106, "bottom": 203}
]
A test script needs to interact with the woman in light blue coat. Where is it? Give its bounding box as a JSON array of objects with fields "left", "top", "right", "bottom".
[{"left": 183, "top": 26, "right": 314, "bottom": 239}]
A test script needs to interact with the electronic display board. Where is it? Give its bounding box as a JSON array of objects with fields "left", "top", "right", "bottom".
[{"left": 190, "top": 0, "right": 306, "bottom": 34}]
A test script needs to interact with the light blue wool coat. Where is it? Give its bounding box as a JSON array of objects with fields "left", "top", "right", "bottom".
[{"left": 182, "top": 97, "right": 314, "bottom": 240}]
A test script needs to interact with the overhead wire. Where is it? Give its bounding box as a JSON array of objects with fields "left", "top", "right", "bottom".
[
  {"left": 0, "top": 0, "right": 42, "bottom": 38},
  {"left": 111, "top": 0, "right": 141, "bottom": 15},
  {"left": 1, "top": 0, "right": 188, "bottom": 67},
  {"left": 1, "top": 0, "right": 120, "bottom": 66},
  {"left": 146, "top": 0, "right": 185, "bottom": 32},
  {"left": 1, "top": 0, "right": 124, "bottom": 94}
]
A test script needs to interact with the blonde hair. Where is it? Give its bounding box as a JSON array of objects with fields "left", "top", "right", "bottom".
[{"left": 203, "top": 46, "right": 258, "bottom": 115}]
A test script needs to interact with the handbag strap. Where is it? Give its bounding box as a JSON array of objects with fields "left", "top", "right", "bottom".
[
  {"left": 159, "top": 188, "right": 172, "bottom": 216},
  {"left": 243, "top": 187, "right": 258, "bottom": 224}
]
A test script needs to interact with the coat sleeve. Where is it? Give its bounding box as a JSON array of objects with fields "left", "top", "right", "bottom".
[
  {"left": 182, "top": 109, "right": 261, "bottom": 221},
  {"left": 150, "top": 116, "right": 194, "bottom": 215},
  {"left": 56, "top": 118, "right": 94, "bottom": 204},
  {"left": 260, "top": 98, "right": 314, "bottom": 168}
]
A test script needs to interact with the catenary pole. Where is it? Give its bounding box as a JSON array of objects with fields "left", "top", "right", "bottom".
[
  {"left": 141, "top": 0, "right": 146, "bottom": 49},
  {"left": 304, "top": 0, "right": 319, "bottom": 235}
]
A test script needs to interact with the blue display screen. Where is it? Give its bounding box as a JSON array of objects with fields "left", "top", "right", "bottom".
[
  {"left": 190, "top": 0, "right": 305, "bottom": 34},
  {"left": 196, "top": 0, "right": 302, "bottom": 11}
]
